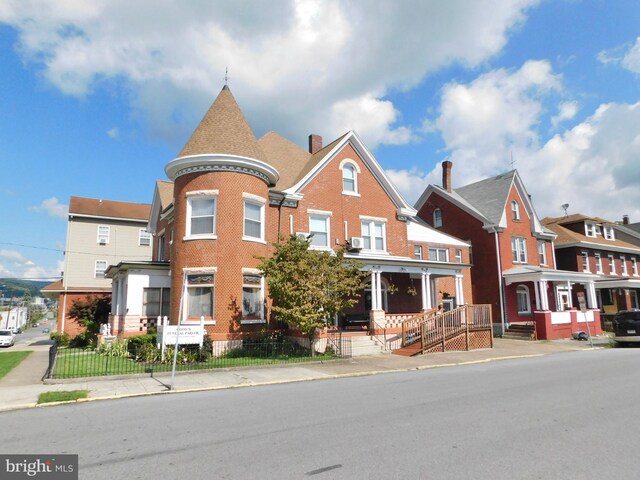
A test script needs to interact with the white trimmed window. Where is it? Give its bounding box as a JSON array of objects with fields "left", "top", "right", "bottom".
[
  {"left": 95, "top": 260, "right": 107, "bottom": 278},
  {"left": 243, "top": 198, "right": 265, "bottom": 242},
  {"left": 186, "top": 273, "right": 214, "bottom": 319},
  {"left": 414, "top": 245, "right": 422, "bottom": 259},
  {"left": 511, "top": 200, "right": 520, "bottom": 221},
  {"left": 142, "top": 288, "right": 170, "bottom": 317},
  {"left": 139, "top": 229, "right": 151, "bottom": 246},
  {"left": 428, "top": 247, "right": 448, "bottom": 262},
  {"left": 242, "top": 273, "right": 264, "bottom": 323},
  {"left": 157, "top": 235, "right": 165, "bottom": 261},
  {"left": 455, "top": 249, "right": 463, "bottom": 263},
  {"left": 433, "top": 208, "right": 442, "bottom": 228},
  {"left": 361, "top": 220, "right": 386, "bottom": 252},
  {"left": 342, "top": 164, "right": 357, "bottom": 194},
  {"left": 621, "top": 255, "right": 628, "bottom": 276},
  {"left": 309, "top": 214, "right": 331, "bottom": 248},
  {"left": 97, "top": 226, "right": 110, "bottom": 244},
  {"left": 585, "top": 222, "right": 596, "bottom": 237},
  {"left": 595, "top": 253, "right": 603, "bottom": 274},
  {"left": 608, "top": 254, "right": 616, "bottom": 275},
  {"left": 186, "top": 195, "right": 217, "bottom": 238},
  {"left": 516, "top": 285, "right": 531, "bottom": 314},
  {"left": 511, "top": 237, "right": 527, "bottom": 263},
  {"left": 581, "top": 251, "right": 590, "bottom": 272},
  {"left": 632, "top": 257, "right": 638, "bottom": 276},
  {"left": 538, "top": 241, "right": 547, "bottom": 265},
  {"left": 603, "top": 226, "right": 615, "bottom": 240}
]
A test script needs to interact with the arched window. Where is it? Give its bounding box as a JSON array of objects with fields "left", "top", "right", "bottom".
[
  {"left": 516, "top": 285, "right": 530, "bottom": 314},
  {"left": 340, "top": 159, "right": 360, "bottom": 195},
  {"left": 433, "top": 208, "right": 442, "bottom": 228},
  {"left": 511, "top": 200, "right": 520, "bottom": 221}
]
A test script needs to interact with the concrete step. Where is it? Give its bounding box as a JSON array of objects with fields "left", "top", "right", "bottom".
[
  {"left": 502, "top": 331, "right": 535, "bottom": 341},
  {"left": 349, "top": 335, "right": 386, "bottom": 356}
]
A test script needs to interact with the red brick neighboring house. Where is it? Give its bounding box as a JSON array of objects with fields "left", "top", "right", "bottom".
[
  {"left": 543, "top": 214, "right": 640, "bottom": 322},
  {"left": 43, "top": 197, "right": 152, "bottom": 336},
  {"left": 415, "top": 162, "right": 601, "bottom": 340},
  {"left": 107, "top": 86, "right": 477, "bottom": 351}
]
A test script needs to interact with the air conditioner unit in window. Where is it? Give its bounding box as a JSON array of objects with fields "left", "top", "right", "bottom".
[
  {"left": 99, "top": 239, "right": 106, "bottom": 245},
  {"left": 295, "top": 232, "right": 310, "bottom": 240},
  {"left": 349, "top": 237, "right": 364, "bottom": 250}
]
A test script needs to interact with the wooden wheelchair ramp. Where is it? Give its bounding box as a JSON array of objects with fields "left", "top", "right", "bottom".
[{"left": 393, "top": 305, "right": 493, "bottom": 357}]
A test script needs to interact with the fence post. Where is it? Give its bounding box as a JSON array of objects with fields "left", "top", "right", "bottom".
[{"left": 441, "top": 314, "right": 446, "bottom": 352}]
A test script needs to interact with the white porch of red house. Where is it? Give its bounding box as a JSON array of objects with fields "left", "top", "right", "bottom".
[
  {"left": 503, "top": 266, "right": 602, "bottom": 340},
  {"left": 353, "top": 260, "right": 466, "bottom": 334}
]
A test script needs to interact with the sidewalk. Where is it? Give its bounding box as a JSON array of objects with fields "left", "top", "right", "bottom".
[{"left": 0, "top": 336, "right": 611, "bottom": 412}]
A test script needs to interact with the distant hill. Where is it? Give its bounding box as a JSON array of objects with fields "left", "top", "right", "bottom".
[{"left": 0, "top": 279, "right": 52, "bottom": 298}]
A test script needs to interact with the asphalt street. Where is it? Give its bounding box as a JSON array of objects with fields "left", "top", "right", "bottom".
[{"left": 0, "top": 347, "right": 636, "bottom": 479}]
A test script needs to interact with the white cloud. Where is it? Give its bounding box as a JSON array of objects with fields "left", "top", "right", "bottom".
[
  {"left": 0, "top": 0, "right": 539, "bottom": 148},
  {"left": 597, "top": 37, "right": 640, "bottom": 75},
  {"left": 0, "top": 250, "right": 62, "bottom": 280},
  {"left": 622, "top": 37, "right": 640, "bottom": 74},
  {"left": 0, "top": 250, "right": 28, "bottom": 264},
  {"left": 551, "top": 101, "right": 578, "bottom": 128},
  {"left": 107, "top": 127, "right": 120, "bottom": 139},
  {"left": 30, "top": 197, "right": 68, "bottom": 219},
  {"left": 385, "top": 167, "right": 438, "bottom": 205}
]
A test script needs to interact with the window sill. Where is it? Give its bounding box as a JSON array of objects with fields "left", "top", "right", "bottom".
[
  {"left": 309, "top": 245, "right": 333, "bottom": 251},
  {"left": 342, "top": 191, "right": 361, "bottom": 197},
  {"left": 242, "top": 236, "right": 267, "bottom": 244},
  {"left": 183, "top": 234, "right": 217, "bottom": 241},
  {"left": 241, "top": 319, "right": 266, "bottom": 325},
  {"left": 183, "top": 319, "right": 216, "bottom": 325}
]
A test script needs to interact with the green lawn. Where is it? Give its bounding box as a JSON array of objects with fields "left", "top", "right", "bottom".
[
  {"left": 0, "top": 350, "right": 32, "bottom": 379},
  {"left": 53, "top": 348, "right": 337, "bottom": 379},
  {"left": 38, "top": 390, "right": 89, "bottom": 404}
]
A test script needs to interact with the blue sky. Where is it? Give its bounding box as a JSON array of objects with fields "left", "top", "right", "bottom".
[{"left": 1, "top": 0, "right": 639, "bottom": 280}]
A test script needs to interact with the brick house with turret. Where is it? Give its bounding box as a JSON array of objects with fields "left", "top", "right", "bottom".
[
  {"left": 414, "top": 162, "right": 602, "bottom": 340},
  {"left": 106, "top": 86, "right": 483, "bottom": 353}
]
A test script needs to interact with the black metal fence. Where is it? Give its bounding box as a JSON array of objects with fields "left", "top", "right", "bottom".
[{"left": 46, "top": 336, "right": 351, "bottom": 379}]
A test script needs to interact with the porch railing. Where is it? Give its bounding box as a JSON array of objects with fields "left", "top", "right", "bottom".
[{"left": 402, "top": 305, "right": 492, "bottom": 352}]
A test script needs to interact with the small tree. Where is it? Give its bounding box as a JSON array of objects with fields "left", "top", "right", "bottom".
[
  {"left": 258, "top": 235, "right": 366, "bottom": 348},
  {"left": 67, "top": 295, "right": 111, "bottom": 344}
]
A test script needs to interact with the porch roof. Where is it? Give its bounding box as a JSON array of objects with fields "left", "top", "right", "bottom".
[
  {"left": 503, "top": 265, "right": 600, "bottom": 285},
  {"left": 105, "top": 261, "right": 170, "bottom": 278},
  {"left": 595, "top": 277, "right": 640, "bottom": 289},
  {"left": 345, "top": 252, "right": 468, "bottom": 276}
]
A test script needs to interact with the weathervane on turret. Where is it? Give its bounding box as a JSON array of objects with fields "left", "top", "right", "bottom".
[{"left": 224, "top": 67, "right": 229, "bottom": 86}]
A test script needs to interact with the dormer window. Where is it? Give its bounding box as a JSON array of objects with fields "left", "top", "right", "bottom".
[
  {"left": 511, "top": 200, "right": 520, "bottom": 221},
  {"left": 603, "top": 226, "right": 615, "bottom": 240},
  {"left": 585, "top": 222, "right": 596, "bottom": 237},
  {"left": 433, "top": 208, "right": 442, "bottom": 228},
  {"left": 340, "top": 160, "right": 360, "bottom": 195}
]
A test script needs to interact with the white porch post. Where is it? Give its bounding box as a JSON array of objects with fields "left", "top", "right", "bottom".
[
  {"left": 375, "top": 271, "right": 383, "bottom": 311},
  {"left": 534, "top": 281, "right": 541, "bottom": 311},
  {"left": 539, "top": 280, "right": 549, "bottom": 310},
  {"left": 455, "top": 274, "right": 464, "bottom": 306},
  {"left": 117, "top": 276, "right": 125, "bottom": 315},
  {"left": 370, "top": 271, "right": 377, "bottom": 310},
  {"left": 566, "top": 281, "right": 573, "bottom": 308},
  {"left": 586, "top": 282, "right": 597, "bottom": 309},
  {"left": 421, "top": 271, "right": 432, "bottom": 310}
]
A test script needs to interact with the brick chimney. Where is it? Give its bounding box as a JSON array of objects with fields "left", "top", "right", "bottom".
[
  {"left": 309, "top": 134, "right": 323, "bottom": 154},
  {"left": 623, "top": 215, "right": 630, "bottom": 225},
  {"left": 442, "top": 160, "right": 453, "bottom": 192}
]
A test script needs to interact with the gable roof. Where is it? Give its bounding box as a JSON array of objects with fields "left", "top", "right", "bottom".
[
  {"left": 156, "top": 180, "right": 174, "bottom": 212},
  {"left": 279, "top": 130, "right": 416, "bottom": 215},
  {"left": 69, "top": 196, "right": 150, "bottom": 222},
  {"left": 543, "top": 215, "right": 640, "bottom": 253},
  {"left": 178, "top": 85, "right": 266, "bottom": 162}
]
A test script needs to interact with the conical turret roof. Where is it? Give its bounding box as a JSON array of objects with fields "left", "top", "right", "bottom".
[{"left": 178, "top": 85, "right": 266, "bottom": 162}]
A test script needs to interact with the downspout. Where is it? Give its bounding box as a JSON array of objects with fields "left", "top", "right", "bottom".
[{"left": 494, "top": 229, "right": 506, "bottom": 336}]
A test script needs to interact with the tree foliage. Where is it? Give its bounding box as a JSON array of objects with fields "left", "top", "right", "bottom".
[
  {"left": 68, "top": 295, "right": 111, "bottom": 334},
  {"left": 258, "top": 235, "right": 366, "bottom": 340}
]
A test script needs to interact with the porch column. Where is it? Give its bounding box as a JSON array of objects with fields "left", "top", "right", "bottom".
[
  {"left": 566, "top": 281, "right": 573, "bottom": 308},
  {"left": 539, "top": 280, "right": 549, "bottom": 310},
  {"left": 111, "top": 278, "right": 119, "bottom": 315},
  {"left": 370, "top": 271, "right": 378, "bottom": 310},
  {"left": 534, "top": 281, "right": 541, "bottom": 310},
  {"left": 421, "top": 271, "right": 432, "bottom": 310},
  {"left": 586, "top": 281, "right": 597, "bottom": 309},
  {"left": 455, "top": 274, "right": 464, "bottom": 306},
  {"left": 375, "top": 271, "right": 383, "bottom": 311}
]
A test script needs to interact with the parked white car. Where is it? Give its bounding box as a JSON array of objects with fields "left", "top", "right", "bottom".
[{"left": 0, "top": 329, "right": 16, "bottom": 347}]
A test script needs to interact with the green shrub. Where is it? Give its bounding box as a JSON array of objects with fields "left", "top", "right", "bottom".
[
  {"left": 97, "top": 338, "right": 130, "bottom": 358},
  {"left": 136, "top": 342, "right": 160, "bottom": 363},
  {"left": 69, "top": 331, "right": 96, "bottom": 349},
  {"left": 50, "top": 331, "right": 71, "bottom": 346},
  {"left": 127, "top": 333, "right": 157, "bottom": 352}
]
